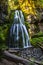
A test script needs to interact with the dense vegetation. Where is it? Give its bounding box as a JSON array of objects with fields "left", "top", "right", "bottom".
[{"left": 0, "top": 0, "right": 43, "bottom": 58}]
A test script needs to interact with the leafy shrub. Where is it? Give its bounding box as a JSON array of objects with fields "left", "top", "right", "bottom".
[{"left": 30, "top": 37, "right": 43, "bottom": 47}]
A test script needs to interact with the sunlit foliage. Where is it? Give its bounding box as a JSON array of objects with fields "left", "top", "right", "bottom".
[
  {"left": 20, "top": 0, "right": 36, "bottom": 15},
  {"left": 8, "top": 0, "right": 19, "bottom": 11},
  {"left": 8, "top": 0, "right": 36, "bottom": 15}
]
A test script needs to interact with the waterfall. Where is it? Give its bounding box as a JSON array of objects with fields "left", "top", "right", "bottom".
[{"left": 9, "top": 10, "right": 32, "bottom": 49}]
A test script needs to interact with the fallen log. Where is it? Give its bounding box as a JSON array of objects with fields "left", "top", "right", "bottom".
[
  {"left": 3, "top": 51, "right": 29, "bottom": 65},
  {"left": 3, "top": 51, "right": 43, "bottom": 65}
]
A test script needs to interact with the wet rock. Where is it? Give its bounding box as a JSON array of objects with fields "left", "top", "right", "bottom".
[
  {"left": 32, "top": 48, "right": 42, "bottom": 59},
  {"left": 18, "top": 47, "right": 43, "bottom": 61}
]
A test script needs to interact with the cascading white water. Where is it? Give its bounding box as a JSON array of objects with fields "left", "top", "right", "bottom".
[{"left": 9, "top": 10, "right": 32, "bottom": 49}]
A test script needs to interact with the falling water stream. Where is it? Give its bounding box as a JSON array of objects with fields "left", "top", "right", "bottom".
[{"left": 9, "top": 10, "right": 31, "bottom": 49}]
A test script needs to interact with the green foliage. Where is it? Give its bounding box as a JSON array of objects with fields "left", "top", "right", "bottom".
[
  {"left": 14, "top": 0, "right": 19, "bottom": 5},
  {"left": 34, "top": 0, "right": 43, "bottom": 8},
  {"left": 0, "top": 24, "right": 10, "bottom": 59},
  {"left": 32, "top": 32, "right": 43, "bottom": 38},
  {"left": 9, "top": 11, "right": 15, "bottom": 23},
  {"left": 0, "top": 24, "right": 9, "bottom": 50},
  {"left": 25, "top": 22, "right": 30, "bottom": 30},
  {"left": 30, "top": 37, "right": 43, "bottom": 47},
  {"left": 38, "top": 0, "right": 43, "bottom": 7}
]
